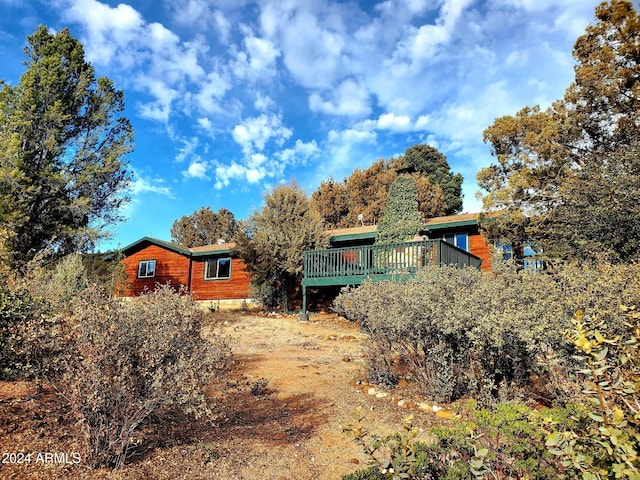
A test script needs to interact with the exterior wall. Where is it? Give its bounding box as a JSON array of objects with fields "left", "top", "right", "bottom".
[
  {"left": 469, "top": 232, "right": 492, "bottom": 272},
  {"left": 189, "top": 257, "right": 251, "bottom": 300},
  {"left": 121, "top": 245, "right": 190, "bottom": 296}
]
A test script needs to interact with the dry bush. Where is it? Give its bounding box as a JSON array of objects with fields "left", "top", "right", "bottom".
[
  {"left": 60, "top": 284, "right": 232, "bottom": 469},
  {"left": 335, "top": 261, "right": 640, "bottom": 405}
]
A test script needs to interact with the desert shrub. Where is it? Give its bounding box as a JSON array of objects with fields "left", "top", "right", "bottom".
[
  {"left": 344, "top": 401, "right": 572, "bottom": 480},
  {"left": 0, "top": 284, "right": 39, "bottom": 379},
  {"left": 335, "top": 262, "right": 567, "bottom": 404},
  {"left": 335, "top": 261, "right": 640, "bottom": 405},
  {"left": 61, "top": 284, "right": 232, "bottom": 469},
  {"left": 544, "top": 306, "right": 640, "bottom": 478}
]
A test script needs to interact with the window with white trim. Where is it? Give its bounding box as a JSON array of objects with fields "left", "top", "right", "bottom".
[
  {"left": 443, "top": 233, "right": 468, "bottom": 252},
  {"left": 137, "top": 260, "right": 156, "bottom": 278},
  {"left": 205, "top": 257, "right": 232, "bottom": 280}
]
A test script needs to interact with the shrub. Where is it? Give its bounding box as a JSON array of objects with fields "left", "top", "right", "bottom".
[
  {"left": 544, "top": 306, "right": 640, "bottom": 478},
  {"left": 335, "top": 263, "right": 567, "bottom": 404},
  {"left": 0, "top": 284, "right": 40, "bottom": 379},
  {"left": 335, "top": 261, "right": 640, "bottom": 405},
  {"left": 344, "top": 401, "right": 573, "bottom": 480},
  {"left": 61, "top": 284, "right": 231, "bottom": 469}
]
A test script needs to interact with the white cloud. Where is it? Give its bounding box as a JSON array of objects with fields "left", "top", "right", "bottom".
[
  {"left": 182, "top": 160, "right": 210, "bottom": 180},
  {"left": 277, "top": 139, "right": 320, "bottom": 165},
  {"left": 308, "top": 78, "right": 371, "bottom": 117},
  {"left": 214, "top": 162, "right": 266, "bottom": 189},
  {"left": 232, "top": 114, "right": 293, "bottom": 154},
  {"left": 194, "top": 72, "right": 231, "bottom": 114},
  {"left": 231, "top": 29, "right": 281, "bottom": 81},
  {"left": 175, "top": 137, "right": 199, "bottom": 163},
  {"left": 128, "top": 173, "right": 175, "bottom": 199},
  {"left": 254, "top": 92, "right": 275, "bottom": 111},
  {"left": 62, "top": 0, "right": 144, "bottom": 67}
]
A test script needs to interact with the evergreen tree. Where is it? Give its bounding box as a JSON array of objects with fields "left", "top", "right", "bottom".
[
  {"left": 170, "top": 207, "right": 238, "bottom": 247},
  {"left": 375, "top": 175, "right": 422, "bottom": 245},
  {"left": 478, "top": 0, "right": 640, "bottom": 263},
  {"left": 0, "top": 26, "right": 133, "bottom": 271}
]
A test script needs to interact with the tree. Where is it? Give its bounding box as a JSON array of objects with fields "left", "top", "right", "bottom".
[
  {"left": 170, "top": 207, "right": 238, "bottom": 247},
  {"left": 235, "top": 182, "right": 327, "bottom": 311},
  {"left": 0, "top": 26, "right": 133, "bottom": 272},
  {"left": 477, "top": 0, "right": 640, "bottom": 263},
  {"left": 401, "top": 144, "right": 464, "bottom": 215},
  {"left": 375, "top": 174, "right": 422, "bottom": 245},
  {"left": 311, "top": 150, "right": 453, "bottom": 228},
  {"left": 309, "top": 177, "right": 349, "bottom": 228}
]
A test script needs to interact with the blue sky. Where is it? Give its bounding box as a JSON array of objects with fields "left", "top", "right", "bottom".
[{"left": 0, "top": 0, "right": 609, "bottom": 251}]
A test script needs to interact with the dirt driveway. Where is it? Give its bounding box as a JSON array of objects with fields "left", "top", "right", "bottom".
[{"left": 0, "top": 312, "right": 440, "bottom": 480}]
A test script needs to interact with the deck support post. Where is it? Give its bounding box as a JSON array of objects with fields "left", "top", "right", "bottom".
[{"left": 300, "top": 284, "right": 309, "bottom": 321}]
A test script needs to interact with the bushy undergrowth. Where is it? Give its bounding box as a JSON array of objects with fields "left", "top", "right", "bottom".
[
  {"left": 1, "top": 253, "right": 232, "bottom": 470},
  {"left": 61, "top": 284, "right": 232, "bottom": 469},
  {"left": 334, "top": 261, "right": 640, "bottom": 405},
  {"left": 343, "top": 401, "right": 579, "bottom": 480}
]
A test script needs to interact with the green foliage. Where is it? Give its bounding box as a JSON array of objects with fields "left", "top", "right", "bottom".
[
  {"left": 343, "top": 407, "right": 426, "bottom": 480},
  {"left": 401, "top": 143, "right": 464, "bottom": 215},
  {"left": 61, "top": 284, "right": 231, "bottom": 469},
  {"left": 170, "top": 206, "right": 238, "bottom": 247},
  {"left": 477, "top": 1, "right": 640, "bottom": 263},
  {"left": 0, "top": 284, "right": 40, "bottom": 379},
  {"left": 344, "top": 401, "right": 572, "bottom": 480},
  {"left": 335, "top": 263, "right": 567, "bottom": 404},
  {"left": 0, "top": 25, "right": 133, "bottom": 271},
  {"left": 311, "top": 147, "right": 456, "bottom": 229},
  {"left": 236, "top": 182, "right": 327, "bottom": 311},
  {"left": 375, "top": 175, "right": 422, "bottom": 245},
  {"left": 335, "top": 261, "right": 640, "bottom": 405},
  {"left": 543, "top": 307, "right": 640, "bottom": 479}
]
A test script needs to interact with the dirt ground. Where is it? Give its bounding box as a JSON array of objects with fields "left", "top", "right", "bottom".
[{"left": 0, "top": 312, "right": 445, "bottom": 480}]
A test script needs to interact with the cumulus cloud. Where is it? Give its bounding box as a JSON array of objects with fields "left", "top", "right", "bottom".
[
  {"left": 182, "top": 160, "right": 210, "bottom": 180},
  {"left": 308, "top": 78, "right": 371, "bottom": 117},
  {"left": 231, "top": 29, "right": 280, "bottom": 81},
  {"left": 232, "top": 114, "right": 293, "bottom": 154}
]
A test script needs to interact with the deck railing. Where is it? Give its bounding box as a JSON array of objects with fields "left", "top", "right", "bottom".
[{"left": 303, "top": 239, "right": 481, "bottom": 282}]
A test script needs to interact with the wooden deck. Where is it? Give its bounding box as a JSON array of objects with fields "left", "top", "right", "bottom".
[{"left": 301, "top": 239, "right": 482, "bottom": 315}]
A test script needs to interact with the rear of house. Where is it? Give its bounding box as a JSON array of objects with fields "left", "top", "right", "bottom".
[{"left": 120, "top": 237, "right": 252, "bottom": 310}]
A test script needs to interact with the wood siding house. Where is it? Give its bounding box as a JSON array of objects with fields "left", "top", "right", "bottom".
[
  {"left": 120, "top": 237, "right": 251, "bottom": 309},
  {"left": 301, "top": 213, "right": 492, "bottom": 315}
]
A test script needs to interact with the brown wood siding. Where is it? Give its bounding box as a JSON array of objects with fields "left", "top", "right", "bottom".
[
  {"left": 121, "top": 245, "right": 190, "bottom": 296},
  {"left": 470, "top": 232, "right": 492, "bottom": 271},
  {"left": 190, "top": 257, "right": 251, "bottom": 300}
]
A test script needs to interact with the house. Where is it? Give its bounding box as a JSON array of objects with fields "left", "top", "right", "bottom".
[
  {"left": 120, "top": 237, "right": 252, "bottom": 310},
  {"left": 301, "top": 213, "right": 492, "bottom": 315}
]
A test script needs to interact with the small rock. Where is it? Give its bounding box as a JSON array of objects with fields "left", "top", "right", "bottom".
[
  {"left": 375, "top": 392, "right": 388, "bottom": 399},
  {"left": 418, "top": 402, "right": 431, "bottom": 411},
  {"left": 342, "top": 355, "right": 351, "bottom": 362},
  {"left": 397, "top": 399, "right": 407, "bottom": 407},
  {"left": 367, "top": 387, "right": 377, "bottom": 396}
]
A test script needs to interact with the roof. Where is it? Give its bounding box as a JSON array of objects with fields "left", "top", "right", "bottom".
[
  {"left": 122, "top": 236, "right": 236, "bottom": 257},
  {"left": 327, "top": 212, "right": 480, "bottom": 241}
]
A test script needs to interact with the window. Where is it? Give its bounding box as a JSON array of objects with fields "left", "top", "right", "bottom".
[
  {"left": 444, "top": 233, "right": 468, "bottom": 252},
  {"left": 205, "top": 257, "right": 232, "bottom": 280},
  {"left": 137, "top": 260, "right": 156, "bottom": 278}
]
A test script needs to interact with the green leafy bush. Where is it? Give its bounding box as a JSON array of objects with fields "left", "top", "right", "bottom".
[
  {"left": 334, "top": 261, "right": 640, "bottom": 405},
  {"left": 544, "top": 306, "right": 640, "bottom": 479},
  {"left": 335, "top": 263, "right": 567, "bottom": 404},
  {"left": 61, "top": 284, "right": 232, "bottom": 469},
  {"left": 344, "top": 401, "right": 573, "bottom": 480}
]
